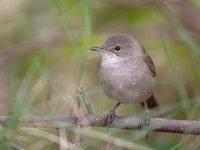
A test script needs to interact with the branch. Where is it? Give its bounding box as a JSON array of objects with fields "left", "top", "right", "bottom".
[{"left": 1, "top": 115, "right": 200, "bottom": 135}]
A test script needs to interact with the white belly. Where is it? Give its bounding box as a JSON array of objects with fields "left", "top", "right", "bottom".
[{"left": 100, "top": 58, "right": 155, "bottom": 103}]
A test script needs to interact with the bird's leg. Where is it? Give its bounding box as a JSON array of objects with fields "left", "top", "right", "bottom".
[
  {"left": 104, "top": 102, "right": 121, "bottom": 129},
  {"left": 144, "top": 101, "right": 150, "bottom": 125},
  {"left": 141, "top": 101, "right": 150, "bottom": 138}
]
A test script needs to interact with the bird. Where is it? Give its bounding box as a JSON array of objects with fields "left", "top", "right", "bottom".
[{"left": 90, "top": 34, "right": 159, "bottom": 127}]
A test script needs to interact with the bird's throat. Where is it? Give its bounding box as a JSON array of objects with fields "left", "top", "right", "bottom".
[{"left": 101, "top": 53, "right": 125, "bottom": 67}]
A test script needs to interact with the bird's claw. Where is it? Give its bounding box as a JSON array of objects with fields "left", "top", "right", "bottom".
[
  {"left": 141, "top": 117, "right": 150, "bottom": 127},
  {"left": 141, "top": 117, "right": 150, "bottom": 139},
  {"left": 104, "top": 110, "right": 116, "bottom": 130}
]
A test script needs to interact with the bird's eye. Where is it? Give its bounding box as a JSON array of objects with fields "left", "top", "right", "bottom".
[{"left": 114, "top": 45, "right": 121, "bottom": 51}]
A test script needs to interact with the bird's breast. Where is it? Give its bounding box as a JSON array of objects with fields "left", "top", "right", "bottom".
[{"left": 100, "top": 60, "right": 155, "bottom": 103}]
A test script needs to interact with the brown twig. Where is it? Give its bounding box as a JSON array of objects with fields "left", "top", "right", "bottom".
[
  {"left": 74, "top": 89, "right": 81, "bottom": 146},
  {"left": 1, "top": 115, "right": 200, "bottom": 135}
]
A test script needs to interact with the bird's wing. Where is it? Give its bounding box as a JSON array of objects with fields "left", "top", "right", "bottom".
[{"left": 143, "top": 49, "right": 156, "bottom": 77}]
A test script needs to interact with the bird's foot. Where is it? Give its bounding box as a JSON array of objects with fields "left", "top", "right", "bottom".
[
  {"left": 141, "top": 117, "right": 150, "bottom": 127},
  {"left": 104, "top": 110, "right": 116, "bottom": 130},
  {"left": 140, "top": 101, "right": 151, "bottom": 139},
  {"left": 141, "top": 116, "right": 150, "bottom": 139},
  {"left": 103, "top": 102, "right": 121, "bottom": 130}
]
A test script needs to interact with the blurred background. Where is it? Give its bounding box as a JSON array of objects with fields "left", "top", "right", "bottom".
[{"left": 0, "top": 0, "right": 200, "bottom": 149}]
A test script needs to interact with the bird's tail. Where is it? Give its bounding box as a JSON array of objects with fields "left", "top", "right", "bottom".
[{"left": 140, "top": 95, "right": 159, "bottom": 109}]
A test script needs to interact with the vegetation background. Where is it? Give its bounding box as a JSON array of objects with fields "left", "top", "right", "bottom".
[{"left": 0, "top": 0, "right": 200, "bottom": 149}]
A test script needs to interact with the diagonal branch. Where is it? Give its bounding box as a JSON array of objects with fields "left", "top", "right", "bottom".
[{"left": 1, "top": 115, "right": 200, "bottom": 135}]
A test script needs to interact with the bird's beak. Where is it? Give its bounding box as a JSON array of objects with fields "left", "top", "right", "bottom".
[{"left": 90, "top": 46, "right": 103, "bottom": 52}]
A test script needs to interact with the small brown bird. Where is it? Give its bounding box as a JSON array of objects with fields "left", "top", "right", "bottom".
[{"left": 90, "top": 34, "right": 158, "bottom": 126}]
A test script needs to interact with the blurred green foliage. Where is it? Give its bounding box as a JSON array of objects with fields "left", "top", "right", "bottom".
[{"left": 0, "top": 0, "right": 200, "bottom": 149}]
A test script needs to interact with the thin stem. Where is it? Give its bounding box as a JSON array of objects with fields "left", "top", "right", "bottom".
[
  {"left": 79, "top": 88, "right": 94, "bottom": 115},
  {"left": 57, "top": 128, "right": 68, "bottom": 150}
]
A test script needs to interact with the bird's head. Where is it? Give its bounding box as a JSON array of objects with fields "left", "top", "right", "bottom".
[{"left": 90, "top": 34, "right": 144, "bottom": 59}]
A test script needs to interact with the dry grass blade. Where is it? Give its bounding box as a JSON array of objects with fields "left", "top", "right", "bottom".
[
  {"left": 20, "top": 128, "right": 83, "bottom": 150},
  {"left": 81, "top": 128, "right": 152, "bottom": 150},
  {"left": 80, "top": 87, "right": 94, "bottom": 115},
  {"left": 57, "top": 128, "right": 68, "bottom": 150}
]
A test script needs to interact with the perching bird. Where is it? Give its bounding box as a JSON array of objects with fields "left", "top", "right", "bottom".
[{"left": 90, "top": 34, "right": 158, "bottom": 126}]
